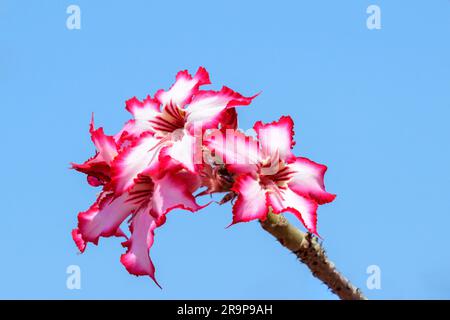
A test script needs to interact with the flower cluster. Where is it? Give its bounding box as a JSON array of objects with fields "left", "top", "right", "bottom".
[{"left": 71, "top": 67, "right": 335, "bottom": 286}]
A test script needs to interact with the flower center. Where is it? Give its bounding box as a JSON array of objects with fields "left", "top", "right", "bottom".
[
  {"left": 150, "top": 102, "right": 187, "bottom": 135},
  {"left": 259, "top": 160, "right": 295, "bottom": 190}
]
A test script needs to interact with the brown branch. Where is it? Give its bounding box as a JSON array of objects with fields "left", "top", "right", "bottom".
[{"left": 260, "top": 211, "right": 367, "bottom": 300}]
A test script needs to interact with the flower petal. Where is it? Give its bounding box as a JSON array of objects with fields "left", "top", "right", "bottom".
[
  {"left": 72, "top": 228, "right": 86, "bottom": 252},
  {"left": 118, "top": 96, "right": 161, "bottom": 140},
  {"left": 230, "top": 174, "right": 268, "bottom": 224},
  {"left": 120, "top": 171, "right": 201, "bottom": 283},
  {"left": 288, "top": 157, "right": 336, "bottom": 204},
  {"left": 114, "top": 119, "right": 154, "bottom": 146},
  {"left": 151, "top": 170, "right": 204, "bottom": 217},
  {"left": 111, "top": 132, "right": 162, "bottom": 194},
  {"left": 148, "top": 102, "right": 186, "bottom": 134},
  {"left": 267, "top": 187, "right": 319, "bottom": 235},
  {"left": 159, "top": 131, "right": 202, "bottom": 173},
  {"left": 120, "top": 207, "right": 162, "bottom": 287},
  {"left": 125, "top": 95, "right": 160, "bottom": 122},
  {"left": 186, "top": 86, "right": 255, "bottom": 130},
  {"left": 89, "top": 116, "right": 118, "bottom": 165},
  {"left": 71, "top": 116, "right": 119, "bottom": 185},
  {"left": 155, "top": 67, "right": 210, "bottom": 108},
  {"left": 218, "top": 108, "right": 238, "bottom": 131},
  {"left": 76, "top": 192, "right": 136, "bottom": 246},
  {"left": 204, "top": 129, "right": 260, "bottom": 174},
  {"left": 71, "top": 158, "right": 111, "bottom": 186},
  {"left": 254, "top": 116, "right": 295, "bottom": 162}
]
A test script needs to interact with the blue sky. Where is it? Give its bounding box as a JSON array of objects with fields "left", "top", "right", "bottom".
[{"left": 1, "top": 0, "right": 450, "bottom": 299}]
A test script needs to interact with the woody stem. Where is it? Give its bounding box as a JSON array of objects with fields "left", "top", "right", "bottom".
[{"left": 260, "top": 210, "right": 367, "bottom": 300}]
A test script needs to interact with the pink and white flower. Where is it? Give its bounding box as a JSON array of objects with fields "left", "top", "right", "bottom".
[
  {"left": 71, "top": 116, "right": 119, "bottom": 187},
  {"left": 71, "top": 67, "right": 336, "bottom": 287},
  {"left": 205, "top": 116, "right": 335, "bottom": 235},
  {"left": 111, "top": 67, "right": 256, "bottom": 195},
  {"left": 72, "top": 170, "right": 203, "bottom": 285}
]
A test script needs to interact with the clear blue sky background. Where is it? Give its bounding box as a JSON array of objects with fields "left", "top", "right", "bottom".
[{"left": 1, "top": 1, "right": 449, "bottom": 299}]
